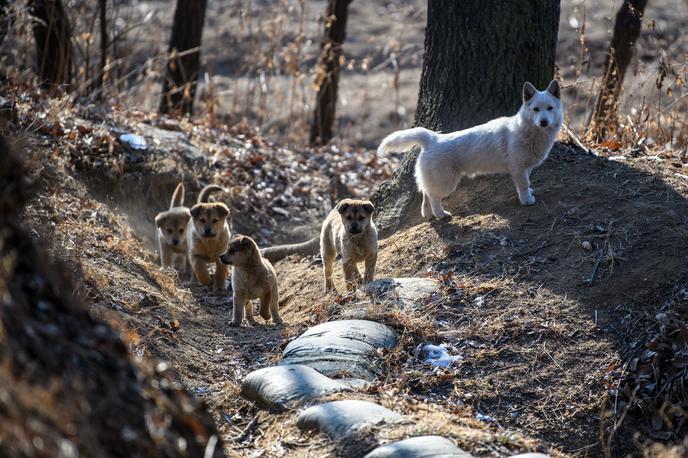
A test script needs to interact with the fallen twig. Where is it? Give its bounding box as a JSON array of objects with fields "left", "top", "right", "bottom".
[{"left": 234, "top": 413, "right": 260, "bottom": 443}]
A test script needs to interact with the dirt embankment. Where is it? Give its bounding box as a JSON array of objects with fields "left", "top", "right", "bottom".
[
  {"left": 0, "top": 136, "right": 224, "bottom": 458},
  {"left": 7, "top": 105, "right": 688, "bottom": 457}
]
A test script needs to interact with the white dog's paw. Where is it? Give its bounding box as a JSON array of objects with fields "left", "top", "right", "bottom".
[
  {"left": 438, "top": 210, "right": 453, "bottom": 220},
  {"left": 520, "top": 194, "right": 536, "bottom": 206}
]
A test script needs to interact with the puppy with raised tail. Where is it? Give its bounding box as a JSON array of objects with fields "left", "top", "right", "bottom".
[
  {"left": 187, "top": 185, "right": 231, "bottom": 290},
  {"left": 321, "top": 198, "right": 377, "bottom": 292},
  {"left": 155, "top": 182, "right": 191, "bottom": 273},
  {"left": 377, "top": 80, "right": 564, "bottom": 220},
  {"left": 220, "top": 235, "right": 282, "bottom": 327}
]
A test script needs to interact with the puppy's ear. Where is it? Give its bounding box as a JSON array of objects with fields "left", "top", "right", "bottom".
[
  {"left": 546, "top": 80, "right": 561, "bottom": 99},
  {"left": 522, "top": 82, "right": 537, "bottom": 102},
  {"left": 216, "top": 203, "right": 229, "bottom": 218},
  {"left": 337, "top": 201, "right": 350, "bottom": 214},
  {"left": 155, "top": 213, "right": 165, "bottom": 228},
  {"left": 362, "top": 201, "right": 375, "bottom": 215},
  {"left": 190, "top": 205, "right": 201, "bottom": 219}
]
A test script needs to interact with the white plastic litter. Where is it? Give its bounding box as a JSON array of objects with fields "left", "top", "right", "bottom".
[
  {"left": 421, "top": 344, "right": 462, "bottom": 368},
  {"left": 475, "top": 412, "right": 495, "bottom": 423},
  {"left": 119, "top": 133, "right": 148, "bottom": 150}
]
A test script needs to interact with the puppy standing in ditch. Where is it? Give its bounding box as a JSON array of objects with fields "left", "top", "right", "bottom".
[
  {"left": 321, "top": 198, "right": 377, "bottom": 292},
  {"left": 220, "top": 235, "right": 282, "bottom": 327},
  {"left": 377, "top": 80, "right": 564, "bottom": 220},
  {"left": 155, "top": 182, "right": 191, "bottom": 273},
  {"left": 187, "top": 185, "right": 231, "bottom": 290}
]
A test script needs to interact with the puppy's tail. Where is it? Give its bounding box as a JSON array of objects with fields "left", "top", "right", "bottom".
[
  {"left": 197, "top": 184, "right": 225, "bottom": 204},
  {"left": 169, "top": 182, "right": 185, "bottom": 209},
  {"left": 376, "top": 127, "right": 437, "bottom": 155},
  {"left": 261, "top": 237, "right": 319, "bottom": 264}
]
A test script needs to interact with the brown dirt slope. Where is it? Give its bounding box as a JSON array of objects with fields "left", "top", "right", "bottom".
[
  {"left": 11, "top": 104, "right": 688, "bottom": 456},
  {"left": 275, "top": 144, "right": 688, "bottom": 456},
  {"left": 0, "top": 136, "right": 224, "bottom": 458}
]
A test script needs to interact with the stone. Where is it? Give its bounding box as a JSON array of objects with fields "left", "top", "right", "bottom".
[
  {"left": 281, "top": 320, "right": 397, "bottom": 379},
  {"left": 297, "top": 400, "right": 404, "bottom": 439},
  {"left": 364, "top": 277, "right": 440, "bottom": 310},
  {"left": 298, "top": 319, "right": 398, "bottom": 348},
  {"left": 364, "top": 436, "right": 472, "bottom": 458},
  {"left": 241, "top": 365, "right": 354, "bottom": 413}
]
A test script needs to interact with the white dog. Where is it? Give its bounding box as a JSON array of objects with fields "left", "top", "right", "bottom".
[{"left": 377, "top": 80, "right": 563, "bottom": 220}]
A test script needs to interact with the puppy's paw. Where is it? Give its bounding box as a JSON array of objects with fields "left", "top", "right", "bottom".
[
  {"left": 229, "top": 320, "right": 242, "bottom": 327},
  {"left": 438, "top": 211, "right": 452, "bottom": 220},
  {"left": 247, "top": 319, "right": 258, "bottom": 327}
]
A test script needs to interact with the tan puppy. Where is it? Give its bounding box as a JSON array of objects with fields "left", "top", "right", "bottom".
[
  {"left": 187, "top": 185, "right": 231, "bottom": 290},
  {"left": 321, "top": 198, "right": 377, "bottom": 292},
  {"left": 155, "top": 183, "right": 191, "bottom": 272},
  {"left": 219, "top": 235, "right": 282, "bottom": 327}
]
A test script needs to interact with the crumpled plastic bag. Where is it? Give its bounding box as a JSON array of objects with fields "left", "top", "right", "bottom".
[{"left": 419, "top": 343, "right": 463, "bottom": 368}]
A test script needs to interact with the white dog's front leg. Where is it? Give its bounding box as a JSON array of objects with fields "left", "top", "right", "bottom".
[{"left": 510, "top": 168, "right": 535, "bottom": 206}]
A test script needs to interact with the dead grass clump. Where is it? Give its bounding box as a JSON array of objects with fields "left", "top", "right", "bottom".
[{"left": 603, "top": 287, "right": 688, "bottom": 444}]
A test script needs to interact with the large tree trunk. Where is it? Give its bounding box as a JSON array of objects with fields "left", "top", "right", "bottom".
[
  {"left": 309, "top": 0, "right": 352, "bottom": 146},
  {"left": 30, "top": 0, "right": 73, "bottom": 90},
  {"left": 590, "top": 0, "right": 647, "bottom": 140},
  {"left": 372, "top": 0, "right": 560, "bottom": 236},
  {"left": 159, "top": 0, "right": 208, "bottom": 116}
]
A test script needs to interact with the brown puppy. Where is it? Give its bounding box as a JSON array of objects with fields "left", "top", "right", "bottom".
[
  {"left": 187, "top": 185, "right": 231, "bottom": 290},
  {"left": 155, "top": 182, "right": 191, "bottom": 273},
  {"left": 321, "top": 198, "right": 377, "bottom": 292},
  {"left": 220, "top": 235, "right": 282, "bottom": 327}
]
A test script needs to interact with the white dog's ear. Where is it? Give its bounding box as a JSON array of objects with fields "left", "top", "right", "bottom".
[
  {"left": 522, "top": 82, "right": 537, "bottom": 102},
  {"left": 546, "top": 80, "right": 561, "bottom": 99}
]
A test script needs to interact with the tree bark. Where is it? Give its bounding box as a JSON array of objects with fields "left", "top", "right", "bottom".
[
  {"left": 590, "top": 0, "right": 647, "bottom": 140},
  {"left": 309, "top": 0, "right": 352, "bottom": 146},
  {"left": 96, "top": 0, "right": 107, "bottom": 95},
  {"left": 159, "top": 0, "right": 208, "bottom": 116},
  {"left": 0, "top": 0, "right": 9, "bottom": 46},
  {"left": 372, "top": 0, "right": 560, "bottom": 236},
  {"left": 30, "top": 0, "right": 73, "bottom": 90}
]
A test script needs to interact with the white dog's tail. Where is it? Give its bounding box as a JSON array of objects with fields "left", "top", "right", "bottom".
[{"left": 377, "top": 127, "right": 437, "bottom": 155}]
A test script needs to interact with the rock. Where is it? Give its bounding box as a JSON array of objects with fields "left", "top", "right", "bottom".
[
  {"left": 364, "top": 436, "right": 472, "bottom": 458},
  {"left": 281, "top": 320, "right": 397, "bottom": 379},
  {"left": 364, "top": 277, "right": 440, "bottom": 309},
  {"left": 297, "top": 400, "right": 403, "bottom": 439},
  {"left": 299, "top": 319, "right": 398, "bottom": 348},
  {"left": 241, "top": 365, "right": 353, "bottom": 413}
]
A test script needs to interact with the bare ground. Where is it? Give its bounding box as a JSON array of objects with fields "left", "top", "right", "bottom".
[{"left": 15, "top": 109, "right": 688, "bottom": 457}]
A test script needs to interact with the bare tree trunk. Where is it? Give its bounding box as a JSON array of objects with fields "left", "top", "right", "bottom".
[
  {"left": 95, "top": 0, "right": 107, "bottom": 96},
  {"left": 0, "top": 0, "right": 9, "bottom": 46},
  {"left": 159, "top": 0, "right": 208, "bottom": 116},
  {"left": 309, "top": 0, "right": 352, "bottom": 146},
  {"left": 590, "top": 0, "right": 647, "bottom": 140},
  {"left": 30, "top": 0, "right": 73, "bottom": 90},
  {"left": 372, "top": 0, "right": 560, "bottom": 235}
]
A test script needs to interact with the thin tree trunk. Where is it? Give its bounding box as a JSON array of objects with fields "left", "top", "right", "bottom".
[
  {"left": 0, "top": 0, "right": 9, "bottom": 46},
  {"left": 590, "top": 0, "right": 647, "bottom": 140},
  {"left": 309, "top": 0, "right": 352, "bottom": 146},
  {"left": 96, "top": 0, "right": 107, "bottom": 96},
  {"left": 30, "top": 0, "right": 73, "bottom": 90},
  {"left": 159, "top": 0, "right": 208, "bottom": 116},
  {"left": 372, "top": 0, "right": 560, "bottom": 235}
]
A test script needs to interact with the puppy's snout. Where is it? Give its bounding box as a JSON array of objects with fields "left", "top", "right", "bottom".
[
  {"left": 349, "top": 224, "right": 361, "bottom": 234},
  {"left": 539, "top": 119, "right": 549, "bottom": 127},
  {"left": 172, "top": 238, "right": 179, "bottom": 246},
  {"left": 219, "top": 253, "right": 230, "bottom": 265},
  {"left": 203, "top": 226, "right": 212, "bottom": 236}
]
